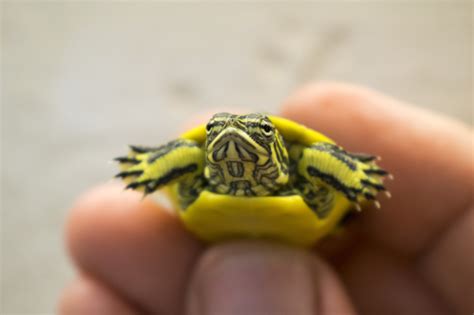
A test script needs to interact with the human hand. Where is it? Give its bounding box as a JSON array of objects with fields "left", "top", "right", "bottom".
[{"left": 59, "top": 83, "right": 473, "bottom": 315}]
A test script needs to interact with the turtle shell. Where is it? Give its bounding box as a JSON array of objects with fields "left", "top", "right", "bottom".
[{"left": 167, "top": 116, "right": 352, "bottom": 246}]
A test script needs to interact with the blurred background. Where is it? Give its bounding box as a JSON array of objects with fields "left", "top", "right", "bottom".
[{"left": 1, "top": 1, "right": 472, "bottom": 313}]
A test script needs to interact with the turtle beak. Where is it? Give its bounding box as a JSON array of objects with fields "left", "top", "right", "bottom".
[{"left": 207, "top": 127, "right": 267, "bottom": 164}]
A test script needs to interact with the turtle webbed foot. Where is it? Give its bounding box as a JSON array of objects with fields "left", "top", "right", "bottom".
[
  {"left": 298, "top": 143, "right": 391, "bottom": 210},
  {"left": 114, "top": 139, "right": 204, "bottom": 196}
]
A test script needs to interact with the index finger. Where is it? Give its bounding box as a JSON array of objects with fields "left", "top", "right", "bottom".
[{"left": 281, "top": 82, "right": 473, "bottom": 256}]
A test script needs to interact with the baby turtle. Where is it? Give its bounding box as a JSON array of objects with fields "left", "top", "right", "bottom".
[{"left": 115, "top": 113, "right": 390, "bottom": 246}]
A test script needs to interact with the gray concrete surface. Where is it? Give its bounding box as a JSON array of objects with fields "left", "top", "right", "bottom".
[{"left": 1, "top": 1, "right": 472, "bottom": 314}]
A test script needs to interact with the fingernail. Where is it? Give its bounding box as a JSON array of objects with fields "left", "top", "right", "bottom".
[{"left": 187, "top": 241, "right": 317, "bottom": 315}]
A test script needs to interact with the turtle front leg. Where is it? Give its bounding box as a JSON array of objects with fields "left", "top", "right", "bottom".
[
  {"left": 294, "top": 175, "right": 335, "bottom": 218},
  {"left": 296, "top": 142, "right": 390, "bottom": 215},
  {"left": 114, "top": 139, "right": 204, "bottom": 199}
]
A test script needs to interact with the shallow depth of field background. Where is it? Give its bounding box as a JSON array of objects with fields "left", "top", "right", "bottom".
[{"left": 1, "top": 2, "right": 472, "bottom": 313}]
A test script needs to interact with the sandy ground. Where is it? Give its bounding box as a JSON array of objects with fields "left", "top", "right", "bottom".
[{"left": 1, "top": 2, "right": 472, "bottom": 313}]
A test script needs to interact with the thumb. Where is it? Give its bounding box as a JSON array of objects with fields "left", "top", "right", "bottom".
[{"left": 185, "top": 241, "right": 356, "bottom": 315}]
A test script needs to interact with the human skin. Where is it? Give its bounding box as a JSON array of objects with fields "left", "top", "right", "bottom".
[{"left": 59, "top": 83, "right": 473, "bottom": 315}]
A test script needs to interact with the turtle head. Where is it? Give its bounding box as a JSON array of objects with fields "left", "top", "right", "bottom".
[{"left": 204, "top": 113, "right": 289, "bottom": 196}]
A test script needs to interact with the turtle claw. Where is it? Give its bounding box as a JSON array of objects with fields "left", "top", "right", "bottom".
[
  {"left": 355, "top": 156, "right": 391, "bottom": 207},
  {"left": 354, "top": 203, "right": 362, "bottom": 212}
]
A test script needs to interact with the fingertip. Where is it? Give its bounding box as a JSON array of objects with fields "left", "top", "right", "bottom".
[
  {"left": 65, "top": 182, "right": 165, "bottom": 264},
  {"left": 281, "top": 81, "right": 374, "bottom": 115},
  {"left": 186, "top": 241, "right": 355, "bottom": 315},
  {"left": 282, "top": 81, "right": 364, "bottom": 109},
  {"left": 281, "top": 81, "right": 396, "bottom": 148},
  {"left": 281, "top": 81, "right": 470, "bottom": 149}
]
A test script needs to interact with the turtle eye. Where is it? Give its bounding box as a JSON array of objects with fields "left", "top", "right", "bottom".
[{"left": 260, "top": 121, "right": 273, "bottom": 136}]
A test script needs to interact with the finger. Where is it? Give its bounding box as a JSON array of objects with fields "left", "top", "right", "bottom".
[
  {"left": 281, "top": 82, "right": 473, "bottom": 255},
  {"left": 58, "top": 276, "right": 138, "bottom": 315},
  {"left": 338, "top": 245, "right": 452, "bottom": 315},
  {"left": 418, "top": 204, "right": 474, "bottom": 314},
  {"left": 66, "top": 182, "right": 203, "bottom": 314},
  {"left": 185, "top": 241, "right": 356, "bottom": 315}
]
